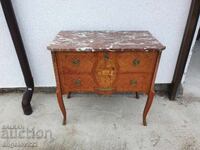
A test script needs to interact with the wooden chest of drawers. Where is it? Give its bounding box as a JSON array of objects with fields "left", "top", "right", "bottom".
[{"left": 48, "top": 31, "right": 165, "bottom": 125}]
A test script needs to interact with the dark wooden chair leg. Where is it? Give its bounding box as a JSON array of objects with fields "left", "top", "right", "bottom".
[
  {"left": 143, "top": 90, "right": 155, "bottom": 126},
  {"left": 136, "top": 92, "right": 139, "bottom": 99},
  {"left": 67, "top": 92, "right": 71, "bottom": 99},
  {"left": 56, "top": 90, "right": 67, "bottom": 125}
]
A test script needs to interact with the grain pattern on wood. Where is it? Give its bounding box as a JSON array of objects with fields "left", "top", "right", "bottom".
[
  {"left": 115, "top": 73, "right": 152, "bottom": 93},
  {"left": 117, "top": 51, "right": 158, "bottom": 73},
  {"left": 57, "top": 52, "right": 95, "bottom": 73},
  {"left": 63, "top": 74, "right": 96, "bottom": 92}
]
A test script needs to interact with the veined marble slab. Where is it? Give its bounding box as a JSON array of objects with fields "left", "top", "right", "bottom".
[{"left": 47, "top": 31, "right": 165, "bottom": 51}]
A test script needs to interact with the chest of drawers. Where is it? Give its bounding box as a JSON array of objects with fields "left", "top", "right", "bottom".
[{"left": 48, "top": 31, "right": 165, "bottom": 125}]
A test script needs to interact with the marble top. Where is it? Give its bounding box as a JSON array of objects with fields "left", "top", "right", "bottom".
[{"left": 47, "top": 31, "right": 165, "bottom": 51}]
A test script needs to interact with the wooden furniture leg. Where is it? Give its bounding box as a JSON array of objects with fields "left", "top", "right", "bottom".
[
  {"left": 56, "top": 90, "right": 67, "bottom": 125},
  {"left": 143, "top": 90, "right": 155, "bottom": 126},
  {"left": 67, "top": 92, "right": 71, "bottom": 99},
  {"left": 136, "top": 92, "right": 139, "bottom": 99}
]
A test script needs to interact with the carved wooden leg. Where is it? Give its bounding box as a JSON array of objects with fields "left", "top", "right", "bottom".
[
  {"left": 56, "top": 90, "right": 67, "bottom": 125},
  {"left": 143, "top": 90, "right": 155, "bottom": 126},
  {"left": 136, "top": 92, "right": 139, "bottom": 99},
  {"left": 67, "top": 92, "right": 71, "bottom": 99}
]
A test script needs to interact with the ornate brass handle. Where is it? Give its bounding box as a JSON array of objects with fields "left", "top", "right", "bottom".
[
  {"left": 132, "top": 59, "right": 140, "bottom": 66},
  {"left": 72, "top": 58, "right": 80, "bottom": 65},
  {"left": 74, "top": 79, "right": 81, "bottom": 86},
  {"left": 130, "top": 79, "right": 137, "bottom": 86}
]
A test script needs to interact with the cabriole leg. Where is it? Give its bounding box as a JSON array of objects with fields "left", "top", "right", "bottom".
[
  {"left": 56, "top": 90, "right": 67, "bottom": 125},
  {"left": 143, "top": 90, "right": 155, "bottom": 126}
]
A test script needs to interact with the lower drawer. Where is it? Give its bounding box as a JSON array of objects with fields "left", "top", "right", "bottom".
[
  {"left": 115, "top": 73, "right": 152, "bottom": 92},
  {"left": 62, "top": 74, "right": 95, "bottom": 92},
  {"left": 61, "top": 73, "right": 152, "bottom": 93}
]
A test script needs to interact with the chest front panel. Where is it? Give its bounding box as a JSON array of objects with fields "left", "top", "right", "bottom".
[{"left": 55, "top": 51, "right": 158, "bottom": 94}]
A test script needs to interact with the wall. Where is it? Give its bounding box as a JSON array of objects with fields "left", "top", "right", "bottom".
[{"left": 0, "top": 0, "right": 191, "bottom": 88}]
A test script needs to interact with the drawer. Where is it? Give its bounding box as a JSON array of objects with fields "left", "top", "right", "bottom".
[
  {"left": 62, "top": 74, "right": 96, "bottom": 92},
  {"left": 115, "top": 73, "right": 152, "bottom": 92},
  {"left": 57, "top": 52, "right": 95, "bottom": 73},
  {"left": 117, "top": 51, "right": 158, "bottom": 73}
]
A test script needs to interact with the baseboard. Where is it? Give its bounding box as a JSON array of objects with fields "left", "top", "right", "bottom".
[
  {"left": 0, "top": 87, "right": 55, "bottom": 93},
  {"left": 0, "top": 84, "right": 171, "bottom": 94}
]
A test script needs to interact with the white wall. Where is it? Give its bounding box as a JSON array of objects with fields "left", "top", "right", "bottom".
[{"left": 0, "top": 0, "right": 191, "bottom": 88}]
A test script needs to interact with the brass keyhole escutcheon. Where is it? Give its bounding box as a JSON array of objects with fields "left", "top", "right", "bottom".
[
  {"left": 130, "top": 79, "right": 137, "bottom": 86},
  {"left": 74, "top": 79, "right": 81, "bottom": 86},
  {"left": 132, "top": 59, "right": 140, "bottom": 66},
  {"left": 72, "top": 58, "right": 80, "bottom": 65}
]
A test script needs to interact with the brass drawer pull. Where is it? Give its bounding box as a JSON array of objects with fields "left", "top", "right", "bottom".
[
  {"left": 74, "top": 79, "right": 81, "bottom": 86},
  {"left": 130, "top": 79, "right": 137, "bottom": 86},
  {"left": 132, "top": 59, "right": 140, "bottom": 66},
  {"left": 96, "top": 87, "right": 113, "bottom": 91},
  {"left": 72, "top": 59, "right": 80, "bottom": 65}
]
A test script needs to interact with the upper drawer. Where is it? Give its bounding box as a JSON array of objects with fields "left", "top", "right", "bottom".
[
  {"left": 57, "top": 52, "right": 95, "bottom": 73},
  {"left": 117, "top": 51, "right": 158, "bottom": 73}
]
